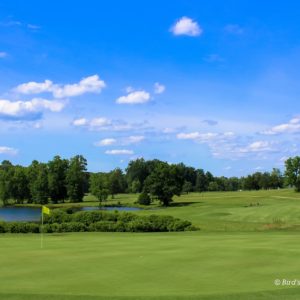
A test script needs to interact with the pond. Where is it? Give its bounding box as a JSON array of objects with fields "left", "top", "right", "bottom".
[{"left": 0, "top": 206, "right": 142, "bottom": 222}]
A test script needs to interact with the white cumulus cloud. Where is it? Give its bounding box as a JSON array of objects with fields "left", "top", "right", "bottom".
[
  {"left": 239, "top": 141, "right": 275, "bottom": 153},
  {"left": 72, "top": 117, "right": 134, "bottom": 131},
  {"left": 171, "top": 17, "right": 202, "bottom": 36},
  {"left": 105, "top": 149, "right": 134, "bottom": 155},
  {"left": 0, "top": 146, "right": 18, "bottom": 155},
  {"left": 123, "top": 135, "right": 145, "bottom": 144},
  {"left": 95, "top": 138, "right": 117, "bottom": 146},
  {"left": 261, "top": 117, "right": 300, "bottom": 135},
  {"left": 116, "top": 90, "right": 150, "bottom": 104},
  {"left": 0, "top": 98, "right": 65, "bottom": 119},
  {"left": 177, "top": 132, "right": 219, "bottom": 141},
  {"left": 15, "top": 75, "right": 106, "bottom": 99},
  {"left": 72, "top": 118, "right": 88, "bottom": 126},
  {"left": 15, "top": 80, "right": 53, "bottom": 95}
]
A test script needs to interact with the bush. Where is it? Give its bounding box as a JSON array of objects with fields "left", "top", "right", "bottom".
[
  {"left": 0, "top": 222, "right": 8, "bottom": 233},
  {"left": 0, "top": 209, "right": 198, "bottom": 233},
  {"left": 44, "top": 210, "right": 71, "bottom": 224},
  {"left": 137, "top": 193, "right": 151, "bottom": 205},
  {"left": 88, "top": 221, "right": 116, "bottom": 232},
  {"left": 43, "top": 223, "right": 60, "bottom": 233},
  {"left": 167, "top": 219, "right": 192, "bottom": 231},
  {"left": 117, "top": 212, "right": 138, "bottom": 223},
  {"left": 9, "top": 222, "right": 40, "bottom": 233},
  {"left": 127, "top": 219, "right": 153, "bottom": 232},
  {"left": 59, "top": 222, "right": 87, "bottom": 232},
  {"left": 147, "top": 215, "right": 175, "bottom": 231}
]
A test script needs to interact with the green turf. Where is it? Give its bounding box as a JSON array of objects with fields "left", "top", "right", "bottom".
[
  {"left": 2, "top": 189, "right": 300, "bottom": 299},
  {"left": 1, "top": 232, "right": 300, "bottom": 300}
]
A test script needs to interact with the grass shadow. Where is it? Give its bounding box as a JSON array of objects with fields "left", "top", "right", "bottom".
[{"left": 169, "top": 201, "right": 201, "bottom": 207}]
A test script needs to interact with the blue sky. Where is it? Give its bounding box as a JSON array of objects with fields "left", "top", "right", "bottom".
[{"left": 1, "top": 0, "right": 300, "bottom": 176}]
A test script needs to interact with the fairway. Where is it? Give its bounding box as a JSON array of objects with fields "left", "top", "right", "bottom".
[
  {"left": 1, "top": 231, "right": 300, "bottom": 300},
  {"left": 80, "top": 189, "right": 300, "bottom": 231}
]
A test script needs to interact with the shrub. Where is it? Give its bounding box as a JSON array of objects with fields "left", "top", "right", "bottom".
[
  {"left": 117, "top": 212, "right": 138, "bottom": 222},
  {"left": 72, "top": 211, "right": 118, "bottom": 224},
  {"left": 88, "top": 221, "right": 116, "bottom": 232},
  {"left": 43, "top": 223, "right": 60, "bottom": 233},
  {"left": 137, "top": 193, "right": 151, "bottom": 205},
  {"left": 147, "top": 215, "right": 175, "bottom": 231},
  {"left": 127, "top": 219, "right": 153, "bottom": 232},
  {"left": 0, "top": 209, "right": 198, "bottom": 233},
  {"left": 0, "top": 222, "right": 8, "bottom": 233},
  {"left": 9, "top": 222, "right": 40, "bottom": 233},
  {"left": 44, "top": 210, "right": 71, "bottom": 224},
  {"left": 59, "top": 222, "right": 87, "bottom": 232},
  {"left": 167, "top": 219, "right": 192, "bottom": 231}
]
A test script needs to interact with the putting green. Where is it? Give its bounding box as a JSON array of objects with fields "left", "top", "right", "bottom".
[{"left": 0, "top": 231, "right": 300, "bottom": 300}]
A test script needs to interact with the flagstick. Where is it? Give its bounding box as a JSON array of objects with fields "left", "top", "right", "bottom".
[{"left": 41, "top": 210, "right": 44, "bottom": 249}]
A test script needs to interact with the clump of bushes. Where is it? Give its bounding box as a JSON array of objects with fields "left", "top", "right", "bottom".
[
  {"left": 0, "top": 221, "right": 40, "bottom": 233},
  {"left": 0, "top": 209, "right": 198, "bottom": 233},
  {"left": 136, "top": 193, "right": 151, "bottom": 205}
]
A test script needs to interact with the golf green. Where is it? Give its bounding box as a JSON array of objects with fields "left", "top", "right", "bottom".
[{"left": 0, "top": 231, "right": 300, "bottom": 300}]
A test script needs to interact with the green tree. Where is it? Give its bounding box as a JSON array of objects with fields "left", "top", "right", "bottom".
[
  {"left": 130, "top": 179, "right": 141, "bottom": 193},
  {"left": 90, "top": 173, "right": 109, "bottom": 204},
  {"left": 48, "top": 156, "right": 69, "bottom": 203},
  {"left": 285, "top": 157, "right": 300, "bottom": 191},
  {"left": 108, "top": 168, "right": 126, "bottom": 198},
  {"left": 27, "top": 160, "right": 41, "bottom": 203},
  {"left": 208, "top": 181, "right": 219, "bottom": 191},
  {"left": 144, "top": 162, "right": 184, "bottom": 206},
  {"left": 10, "top": 166, "right": 30, "bottom": 204},
  {"left": 0, "top": 160, "right": 14, "bottom": 206},
  {"left": 195, "top": 169, "right": 208, "bottom": 192},
  {"left": 31, "top": 163, "right": 49, "bottom": 204},
  {"left": 182, "top": 181, "right": 193, "bottom": 194},
  {"left": 66, "top": 155, "right": 87, "bottom": 202},
  {"left": 270, "top": 168, "right": 283, "bottom": 189},
  {"left": 0, "top": 169, "right": 10, "bottom": 206},
  {"left": 126, "top": 158, "right": 149, "bottom": 192}
]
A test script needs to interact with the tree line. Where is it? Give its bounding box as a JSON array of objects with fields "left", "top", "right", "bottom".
[{"left": 0, "top": 155, "right": 299, "bottom": 206}]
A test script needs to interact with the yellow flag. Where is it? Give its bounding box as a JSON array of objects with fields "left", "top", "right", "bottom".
[{"left": 42, "top": 206, "right": 50, "bottom": 215}]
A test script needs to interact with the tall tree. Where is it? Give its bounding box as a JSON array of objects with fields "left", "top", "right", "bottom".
[
  {"left": 270, "top": 168, "right": 283, "bottom": 189},
  {"left": 0, "top": 160, "right": 14, "bottom": 206},
  {"left": 285, "top": 157, "right": 300, "bottom": 191},
  {"left": 90, "top": 173, "right": 109, "bottom": 204},
  {"left": 10, "top": 166, "right": 30, "bottom": 204},
  {"left": 0, "top": 170, "right": 10, "bottom": 206},
  {"left": 31, "top": 163, "right": 49, "bottom": 204},
  {"left": 48, "top": 156, "right": 69, "bottom": 203},
  {"left": 126, "top": 158, "right": 149, "bottom": 192},
  {"left": 27, "top": 160, "right": 41, "bottom": 203},
  {"left": 144, "top": 162, "right": 184, "bottom": 206},
  {"left": 195, "top": 169, "right": 208, "bottom": 192},
  {"left": 66, "top": 155, "right": 87, "bottom": 202},
  {"left": 108, "top": 168, "right": 126, "bottom": 198}
]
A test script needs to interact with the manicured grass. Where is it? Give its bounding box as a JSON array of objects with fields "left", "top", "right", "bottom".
[
  {"left": 2, "top": 189, "right": 300, "bottom": 299},
  {"left": 137, "top": 189, "right": 300, "bottom": 231},
  {"left": 0, "top": 232, "right": 300, "bottom": 300}
]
